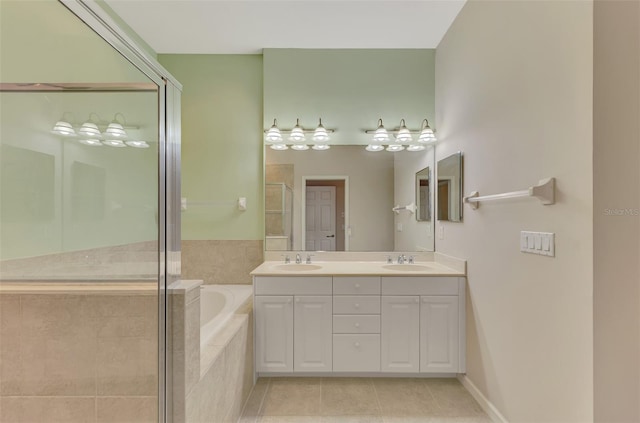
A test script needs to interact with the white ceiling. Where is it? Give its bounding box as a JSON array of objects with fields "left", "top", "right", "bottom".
[{"left": 104, "top": 0, "right": 466, "bottom": 54}]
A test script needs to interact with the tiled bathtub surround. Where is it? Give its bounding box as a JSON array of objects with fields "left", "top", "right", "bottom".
[
  {"left": 171, "top": 280, "right": 254, "bottom": 423},
  {"left": 181, "top": 240, "right": 263, "bottom": 285},
  {"left": 0, "top": 283, "right": 158, "bottom": 423}
]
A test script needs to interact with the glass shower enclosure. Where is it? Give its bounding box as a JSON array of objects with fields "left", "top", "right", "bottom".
[{"left": 0, "top": 1, "right": 181, "bottom": 422}]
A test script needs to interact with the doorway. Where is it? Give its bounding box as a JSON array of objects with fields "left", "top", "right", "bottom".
[{"left": 302, "top": 177, "right": 348, "bottom": 251}]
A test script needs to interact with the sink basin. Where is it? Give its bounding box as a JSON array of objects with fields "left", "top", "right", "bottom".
[
  {"left": 382, "top": 264, "right": 432, "bottom": 272},
  {"left": 274, "top": 264, "right": 322, "bottom": 271}
]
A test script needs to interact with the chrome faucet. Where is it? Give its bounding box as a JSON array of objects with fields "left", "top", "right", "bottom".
[
  {"left": 282, "top": 254, "right": 290, "bottom": 264},
  {"left": 408, "top": 255, "right": 414, "bottom": 264},
  {"left": 397, "top": 254, "right": 407, "bottom": 264},
  {"left": 306, "top": 254, "right": 314, "bottom": 264},
  {"left": 295, "top": 253, "right": 302, "bottom": 264}
]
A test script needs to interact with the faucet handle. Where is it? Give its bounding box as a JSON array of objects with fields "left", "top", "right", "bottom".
[
  {"left": 306, "top": 254, "right": 315, "bottom": 264},
  {"left": 408, "top": 256, "right": 414, "bottom": 264},
  {"left": 295, "top": 253, "right": 302, "bottom": 264},
  {"left": 281, "top": 254, "right": 290, "bottom": 264},
  {"left": 386, "top": 255, "right": 393, "bottom": 264}
]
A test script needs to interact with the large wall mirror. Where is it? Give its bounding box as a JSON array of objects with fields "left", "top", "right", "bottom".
[
  {"left": 265, "top": 145, "right": 435, "bottom": 252},
  {"left": 437, "top": 152, "right": 463, "bottom": 222}
]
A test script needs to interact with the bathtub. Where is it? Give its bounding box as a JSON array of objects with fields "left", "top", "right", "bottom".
[{"left": 200, "top": 284, "right": 253, "bottom": 347}]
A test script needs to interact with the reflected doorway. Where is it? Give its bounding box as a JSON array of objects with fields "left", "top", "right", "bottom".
[{"left": 303, "top": 177, "right": 348, "bottom": 251}]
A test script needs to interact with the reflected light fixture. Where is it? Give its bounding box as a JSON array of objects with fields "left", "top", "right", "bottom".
[
  {"left": 365, "top": 144, "right": 385, "bottom": 152},
  {"left": 103, "top": 139, "right": 126, "bottom": 148},
  {"left": 288, "top": 118, "right": 306, "bottom": 143},
  {"left": 52, "top": 121, "right": 76, "bottom": 136},
  {"left": 270, "top": 143, "right": 288, "bottom": 150},
  {"left": 386, "top": 144, "right": 405, "bottom": 152},
  {"left": 406, "top": 144, "right": 426, "bottom": 152},
  {"left": 312, "top": 118, "right": 330, "bottom": 142},
  {"left": 125, "top": 140, "right": 150, "bottom": 148},
  {"left": 265, "top": 119, "right": 283, "bottom": 143},
  {"left": 418, "top": 119, "right": 437, "bottom": 143},
  {"left": 291, "top": 144, "right": 309, "bottom": 151},
  {"left": 312, "top": 144, "right": 331, "bottom": 151},
  {"left": 104, "top": 113, "right": 128, "bottom": 139},
  {"left": 78, "top": 139, "right": 102, "bottom": 146}
]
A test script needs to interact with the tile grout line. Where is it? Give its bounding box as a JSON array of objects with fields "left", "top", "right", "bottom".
[
  {"left": 253, "top": 378, "right": 271, "bottom": 423},
  {"left": 371, "top": 378, "right": 386, "bottom": 422}
]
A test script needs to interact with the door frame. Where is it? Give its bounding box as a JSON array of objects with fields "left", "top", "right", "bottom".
[{"left": 301, "top": 175, "right": 349, "bottom": 251}]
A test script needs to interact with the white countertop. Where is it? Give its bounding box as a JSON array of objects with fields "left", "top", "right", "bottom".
[{"left": 250, "top": 258, "right": 465, "bottom": 277}]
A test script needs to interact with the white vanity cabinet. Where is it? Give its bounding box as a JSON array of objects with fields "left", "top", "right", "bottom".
[
  {"left": 254, "top": 276, "right": 332, "bottom": 373},
  {"left": 254, "top": 274, "right": 465, "bottom": 376}
]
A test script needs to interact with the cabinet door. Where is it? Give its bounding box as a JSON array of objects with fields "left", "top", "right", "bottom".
[
  {"left": 294, "top": 296, "right": 333, "bottom": 372},
  {"left": 420, "top": 296, "right": 459, "bottom": 373},
  {"left": 255, "top": 296, "right": 293, "bottom": 372},
  {"left": 381, "top": 296, "right": 420, "bottom": 372}
]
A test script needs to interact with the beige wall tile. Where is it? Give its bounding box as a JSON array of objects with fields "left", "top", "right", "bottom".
[
  {"left": 0, "top": 296, "right": 21, "bottom": 395},
  {"left": 182, "top": 240, "right": 263, "bottom": 285},
  {"left": 96, "top": 396, "right": 157, "bottom": 423},
  {"left": 185, "top": 298, "right": 200, "bottom": 394},
  {"left": 97, "top": 337, "right": 157, "bottom": 396},
  {"left": 240, "top": 378, "right": 270, "bottom": 420},
  {"left": 198, "top": 348, "right": 227, "bottom": 422},
  {"left": 0, "top": 396, "right": 95, "bottom": 423}
]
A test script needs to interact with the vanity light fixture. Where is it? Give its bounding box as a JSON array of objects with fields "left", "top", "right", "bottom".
[
  {"left": 52, "top": 120, "right": 76, "bottom": 136},
  {"left": 288, "top": 119, "right": 306, "bottom": 143},
  {"left": 395, "top": 119, "right": 413, "bottom": 143},
  {"left": 372, "top": 119, "right": 390, "bottom": 143},
  {"left": 291, "top": 144, "right": 310, "bottom": 151},
  {"left": 312, "top": 118, "right": 330, "bottom": 142},
  {"left": 417, "top": 119, "right": 437, "bottom": 143},
  {"left": 265, "top": 119, "right": 284, "bottom": 143},
  {"left": 365, "top": 144, "right": 385, "bottom": 152},
  {"left": 78, "top": 113, "right": 102, "bottom": 137}
]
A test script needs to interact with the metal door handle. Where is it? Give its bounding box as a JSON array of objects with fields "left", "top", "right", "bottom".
[{"left": 326, "top": 234, "right": 335, "bottom": 238}]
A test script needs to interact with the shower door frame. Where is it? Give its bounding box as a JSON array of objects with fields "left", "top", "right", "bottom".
[{"left": 57, "top": 1, "right": 183, "bottom": 422}]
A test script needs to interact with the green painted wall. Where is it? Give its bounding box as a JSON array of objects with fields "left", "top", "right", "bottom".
[{"left": 158, "top": 55, "right": 264, "bottom": 240}]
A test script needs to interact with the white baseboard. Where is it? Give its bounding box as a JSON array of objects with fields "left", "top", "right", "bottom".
[{"left": 458, "top": 374, "right": 509, "bottom": 423}]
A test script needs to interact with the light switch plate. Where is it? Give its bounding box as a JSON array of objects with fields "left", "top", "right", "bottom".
[{"left": 520, "top": 231, "right": 555, "bottom": 257}]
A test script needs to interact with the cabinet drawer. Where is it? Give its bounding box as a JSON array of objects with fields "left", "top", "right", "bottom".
[
  {"left": 333, "top": 277, "right": 380, "bottom": 295},
  {"left": 381, "top": 277, "right": 460, "bottom": 296},
  {"left": 333, "top": 334, "right": 381, "bottom": 372},
  {"left": 333, "top": 315, "right": 380, "bottom": 334},
  {"left": 333, "top": 296, "right": 380, "bottom": 314},
  {"left": 255, "top": 276, "right": 332, "bottom": 295}
]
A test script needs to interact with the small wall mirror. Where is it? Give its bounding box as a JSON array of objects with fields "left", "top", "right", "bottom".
[
  {"left": 415, "top": 166, "right": 431, "bottom": 222},
  {"left": 437, "top": 152, "right": 463, "bottom": 222}
]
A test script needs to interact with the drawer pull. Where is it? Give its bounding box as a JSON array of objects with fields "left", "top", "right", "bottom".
[
  {"left": 354, "top": 323, "right": 360, "bottom": 328},
  {"left": 355, "top": 284, "right": 361, "bottom": 289},
  {"left": 355, "top": 303, "right": 360, "bottom": 308},
  {"left": 287, "top": 298, "right": 292, "bottom": 304},
  {"left": 415, "top": 298, "right": 419, "bottom": 303},
  {"left": 354, "top": 342, "right": 361, "bottom": 348},
  {"left": 295, "top": 298, "right": 300, "bottom": 303}
]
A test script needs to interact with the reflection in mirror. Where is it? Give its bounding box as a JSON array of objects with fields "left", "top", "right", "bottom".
[
  {"left": 416, "top": 167, "right": 431, "bottom": 222},
  {"left": 437, "top": 152, "right": 463, "bottom": 222},
  {"left": 265, "top": 145, "right": 435, "bottom": 252}
]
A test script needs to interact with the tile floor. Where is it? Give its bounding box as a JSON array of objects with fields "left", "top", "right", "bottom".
[{"left": 239, "top": 377, "right": 491, "bottom": 423}]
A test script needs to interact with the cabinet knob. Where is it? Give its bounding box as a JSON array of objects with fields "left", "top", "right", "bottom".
[
  {"left": 415, "top": 298, "right": 419, "bottom": 303},
  {"left": 354, "top": 342, "right": 360, "bottom": 348},
  {"left": 354, "top": 303, "right": 360, "bottom": 308},
  {"left": 355, "top": 323, "right": 360, "bottom": 328},
  {"left": 287, "top": 298, "right": 292, "bottom": 304},
  {"left": 355, "top": 284, "right": 360, "bottom": 289},
  {"left": 295, "top": 298, "right": 300, "bottom": 303}
]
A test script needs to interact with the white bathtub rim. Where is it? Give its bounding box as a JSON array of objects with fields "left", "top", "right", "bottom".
[{"left": 199, "top": 284, "right": 252, "bottom": 349}]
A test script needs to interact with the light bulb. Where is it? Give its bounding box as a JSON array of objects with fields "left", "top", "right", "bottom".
[{"left": 265, "top": 119, "right": 283, "bottom": 143}]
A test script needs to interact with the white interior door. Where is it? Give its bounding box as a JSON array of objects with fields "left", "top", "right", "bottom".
[{"left": 306, "top": 186, "right": 336, "bottom": 251}]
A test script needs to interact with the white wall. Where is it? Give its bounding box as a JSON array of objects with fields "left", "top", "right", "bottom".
[
  {"left": 266, "top": 146, "right": 394, "bottom": 251},
  {"left": 435, "top": 1, "right": 593, "bottom": 421},
  {"left": 593, "top": 1, "right": 640, "bottom": 421}
]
